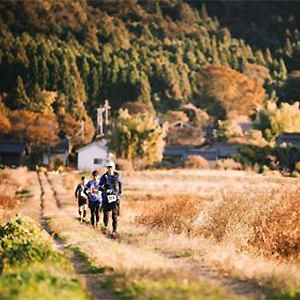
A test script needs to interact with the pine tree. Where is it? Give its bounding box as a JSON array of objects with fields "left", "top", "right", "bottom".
[
  {"left": 81, "top": 57, "right": 90, "bottom": 87},
  {"left": 14, "top": 76, "right": 30, "bottom": 109},
  {"left": 138, "top": 72, "right": 152, "bottom": 107},
  {"left": 200, "top": 3, "right": 208, "bottom": 20}
]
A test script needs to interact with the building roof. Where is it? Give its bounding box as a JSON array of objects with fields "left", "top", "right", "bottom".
[
  {"left": 164, "top": 146, "right": 218, "bottom": 160},
  {"left": 276, "top": 132, "right": 300, "bottom": 145},
  {"left": 0, "top": 141, "right": 28, "bottom": 154},
  {"left": 164, "top": 142, "right": 237, "bottom": 160},
  {"left": 76, "top": 139, "right": 108, "bottom": 153}
]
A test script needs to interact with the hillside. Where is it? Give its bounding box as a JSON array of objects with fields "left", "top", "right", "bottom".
[{"left": 0, "top": 0, "right": 299, "bottom": 152}]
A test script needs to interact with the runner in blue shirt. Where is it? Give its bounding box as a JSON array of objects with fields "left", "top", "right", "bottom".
[
  {"left": 99, "top": 161, "right": 122, "bottom": 238},
  {"left": 84, "top": 170, "right": 102, "bottom": 228}
]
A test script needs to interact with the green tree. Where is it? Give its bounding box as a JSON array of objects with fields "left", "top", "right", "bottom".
[
  {"left": 254, "top": 102, "right": 300, "bottom": 140},
  {"left": 13, "top": 76, "right": 30, "bottom": 109},
  {"left": 110, "top": 109, "right": 167, "bottom": 166}
]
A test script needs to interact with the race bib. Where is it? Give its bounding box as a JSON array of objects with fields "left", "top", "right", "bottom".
[{"left": 107, "top": 195, "right": 117, "bottom": 203}]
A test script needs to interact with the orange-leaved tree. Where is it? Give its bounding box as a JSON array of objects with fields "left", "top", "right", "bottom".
[
  {"left": 59, "top": 113, "right": 95, "bottom": 147},
  {"left": 194, "top": 66, "right": 265, "bottom": 119},
  {"left": 0, "top": 96, "right": 11, "bottom": 136},
  {"left": 9, "top": 110, "right": 59, "bottom": 150}
]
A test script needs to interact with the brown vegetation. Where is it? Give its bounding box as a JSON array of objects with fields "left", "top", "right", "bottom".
[
  {"left": 137, "top": 183, "right": 300, "bottom": 262},
  {"left": 216, "top": 158, "right": 242, "bottom": 170},
  {"left": 196, "top": 65, "right": 265, "bottom": 118},
  {"left": 137, "top": 195, "right": 207, "bottom": 234},
  {"left": 0, "top": 168, "right": 30, "bottom": 220},
  {"left": 183, "top": 155, "right": 209, "bottom": 169}
]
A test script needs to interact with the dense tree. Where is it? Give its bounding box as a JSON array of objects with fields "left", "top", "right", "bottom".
[
  {"left": 110, "top": 109, "right": 167, "bottom": 165},
  {"left": 194, "top": 66, "right": 265, "bottom": 119},
  {"left": 0, "top": 96, "right": 11, "bottom": 136},
  {"left": 254, "top": 102, "right": 300, "bottom": 140},
  {"left": 1, "top": 0, "right": 300, "bottom": 157},
  {"left": 8, "top": 110, "right": 59, "bottom": 150}
]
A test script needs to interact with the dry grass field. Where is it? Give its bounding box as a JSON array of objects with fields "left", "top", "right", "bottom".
[
  {"left": 48, "top": 168, "right": 300, "bottom": 299},
  {"left": 2, "top": 167, "right": 300, "bottom": 299},
  {"left": 0, "top": 167, "right": 33, "bottom": 221}
]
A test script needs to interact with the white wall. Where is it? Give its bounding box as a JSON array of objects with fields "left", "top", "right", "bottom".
[{"left": 78, "top": 145, "right": 108, "bottom": 170}]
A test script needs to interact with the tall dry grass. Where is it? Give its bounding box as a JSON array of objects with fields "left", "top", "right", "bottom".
[
  {"left": 137, "top": 185, "right": 300, "bottom": 261},
  {"left": 0, "top": 167, "right": 30, "bottom": 210},
  {"left": 137, "top": 195, "right": 210, "bottom": 234}
]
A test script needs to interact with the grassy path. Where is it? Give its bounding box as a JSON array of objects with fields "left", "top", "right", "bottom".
[{"left": 38, "top": 171, "right": 273, "bottom": 300}]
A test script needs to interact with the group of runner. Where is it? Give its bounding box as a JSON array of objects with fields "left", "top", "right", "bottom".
[{"left": 74, "top": 161, "right": 122, "bottom": 239}]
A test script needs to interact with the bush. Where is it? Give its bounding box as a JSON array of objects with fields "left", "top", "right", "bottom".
[
  {"left": 53, "top": 157, "right": 64, "bottom": 170},
  {"left": 0, "top": 217, "right": 55, "bottom": 269},
  {"left": 38, "top": 166, "right": 47, "bottom": 173},
  {"left": 216, "top": 158, "right": 242, "bottom": 170},
  {"left": 183, "top": 155, "right": 209, "bottom": 169},
  {"left": 115, "top": 159, "right": 134, "bottom": 171}
]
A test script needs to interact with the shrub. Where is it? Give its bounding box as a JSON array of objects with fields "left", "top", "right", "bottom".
[
  {"left": 115, "top": 159, "right": 134, "bottom": 171},
  {"left": 216, "top": 158, "right": 242, "bottom": 170},
  {"left": 53, "top": 157, "right": 64, "bottom": 170},
  {"left": 254, "top": 102, "right": 300, "bottom": 140},
  {"left": 183, "top": 155, "right": 209, "bottom": 169},
  {"left": 0, "top": 217, "right": 55, "bottom": 269},
  {"left": 38, "top": 166, "right": 47, "bottom": 173}
]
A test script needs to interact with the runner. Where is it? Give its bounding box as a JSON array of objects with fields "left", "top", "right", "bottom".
[
  {"left": 99, "top": 161, "right": 122, "bottom": 239},
  {"left": 74, "top": 176, "right": 88, "bottom": 223},
  {"left": 84, "top": 170, "right": 102, "bottom": 229}
]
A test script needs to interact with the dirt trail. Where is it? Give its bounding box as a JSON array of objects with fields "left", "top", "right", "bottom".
[{"left": 20, "top": 172, "right": 115, "bottom": 300}]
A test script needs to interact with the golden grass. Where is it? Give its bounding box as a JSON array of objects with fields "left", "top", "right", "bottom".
[
  {"left": 128, "top": 170, "right": 300, "bottom": 294},
  {"left": 137, "top": 184, "right": 300, "bottom": 262},
  {"left": 0, "top": 168, "right": 31, "bottom": 215}
]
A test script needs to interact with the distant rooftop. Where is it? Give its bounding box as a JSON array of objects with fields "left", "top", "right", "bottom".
[{"left": 0, "top": 141, "right": 28, "bottom": 154}]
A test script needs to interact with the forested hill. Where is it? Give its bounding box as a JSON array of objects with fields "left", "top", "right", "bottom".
[{"left": 1, "top": 0, "right": 300, "bottom": 150}]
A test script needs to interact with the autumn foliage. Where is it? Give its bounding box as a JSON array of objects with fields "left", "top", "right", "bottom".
[
  {"left": 8, "top": 110, "right": 59, "bottom": 149},
  {"left": 195, "top": 66, "right": 265, "bottom": 118}
]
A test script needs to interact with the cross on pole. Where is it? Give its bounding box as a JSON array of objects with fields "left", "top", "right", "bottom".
[
  {"left": 96, "top": 106, "right": 105, "bottom": 137},
  {"left": 103, "top": 99, "right": 111, "bottom": 135},
  {"left": 81, "top": 120, "right": 85, "bottom": 144}
]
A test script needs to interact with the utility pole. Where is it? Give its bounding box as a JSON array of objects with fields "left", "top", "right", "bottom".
[
  {"left": 47, "top": 120, "right": 52, "bottom": 167},
  {"left": 81, "top": 120, "right": 85, "bottom": 145},
  {"left": 96, "top": 106, "right": 105, "bottom": 137},
  {"left": 103, "top": 99, "right": 111, "bottom": 136}
]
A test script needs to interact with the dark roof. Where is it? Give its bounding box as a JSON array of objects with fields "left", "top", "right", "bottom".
[
  {"left": 0, "top": 141, "right": 28, "bottom": 154},
  {"left": 164, "top": 143, "right": 237, "bottom": 160},
  {"left": 164, "top": 146, "right": 218, "bottom": 160},
  {"left": 215, "top": 143, "right": 238, "bottom": 157},
  {"left": 276, "top": 132, "right": 300, "bottom": 145}
]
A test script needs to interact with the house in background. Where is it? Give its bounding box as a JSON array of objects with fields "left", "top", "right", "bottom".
[
  {"left": 76, "top": 139, "right": 109, "bottom": 170},
  {"left": 43, "top": 137, "right": 71, "bottom": 166},
  {"left": 163, "top": 142, "right": 238, "bottom": 167},
  {"left": 0, "top": 141, "right": 29, "bottom": 167}
]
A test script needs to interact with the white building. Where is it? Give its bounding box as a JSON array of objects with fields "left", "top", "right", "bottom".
[{"left": 77, "top": 140, "right": 109, "bottom": 171}]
